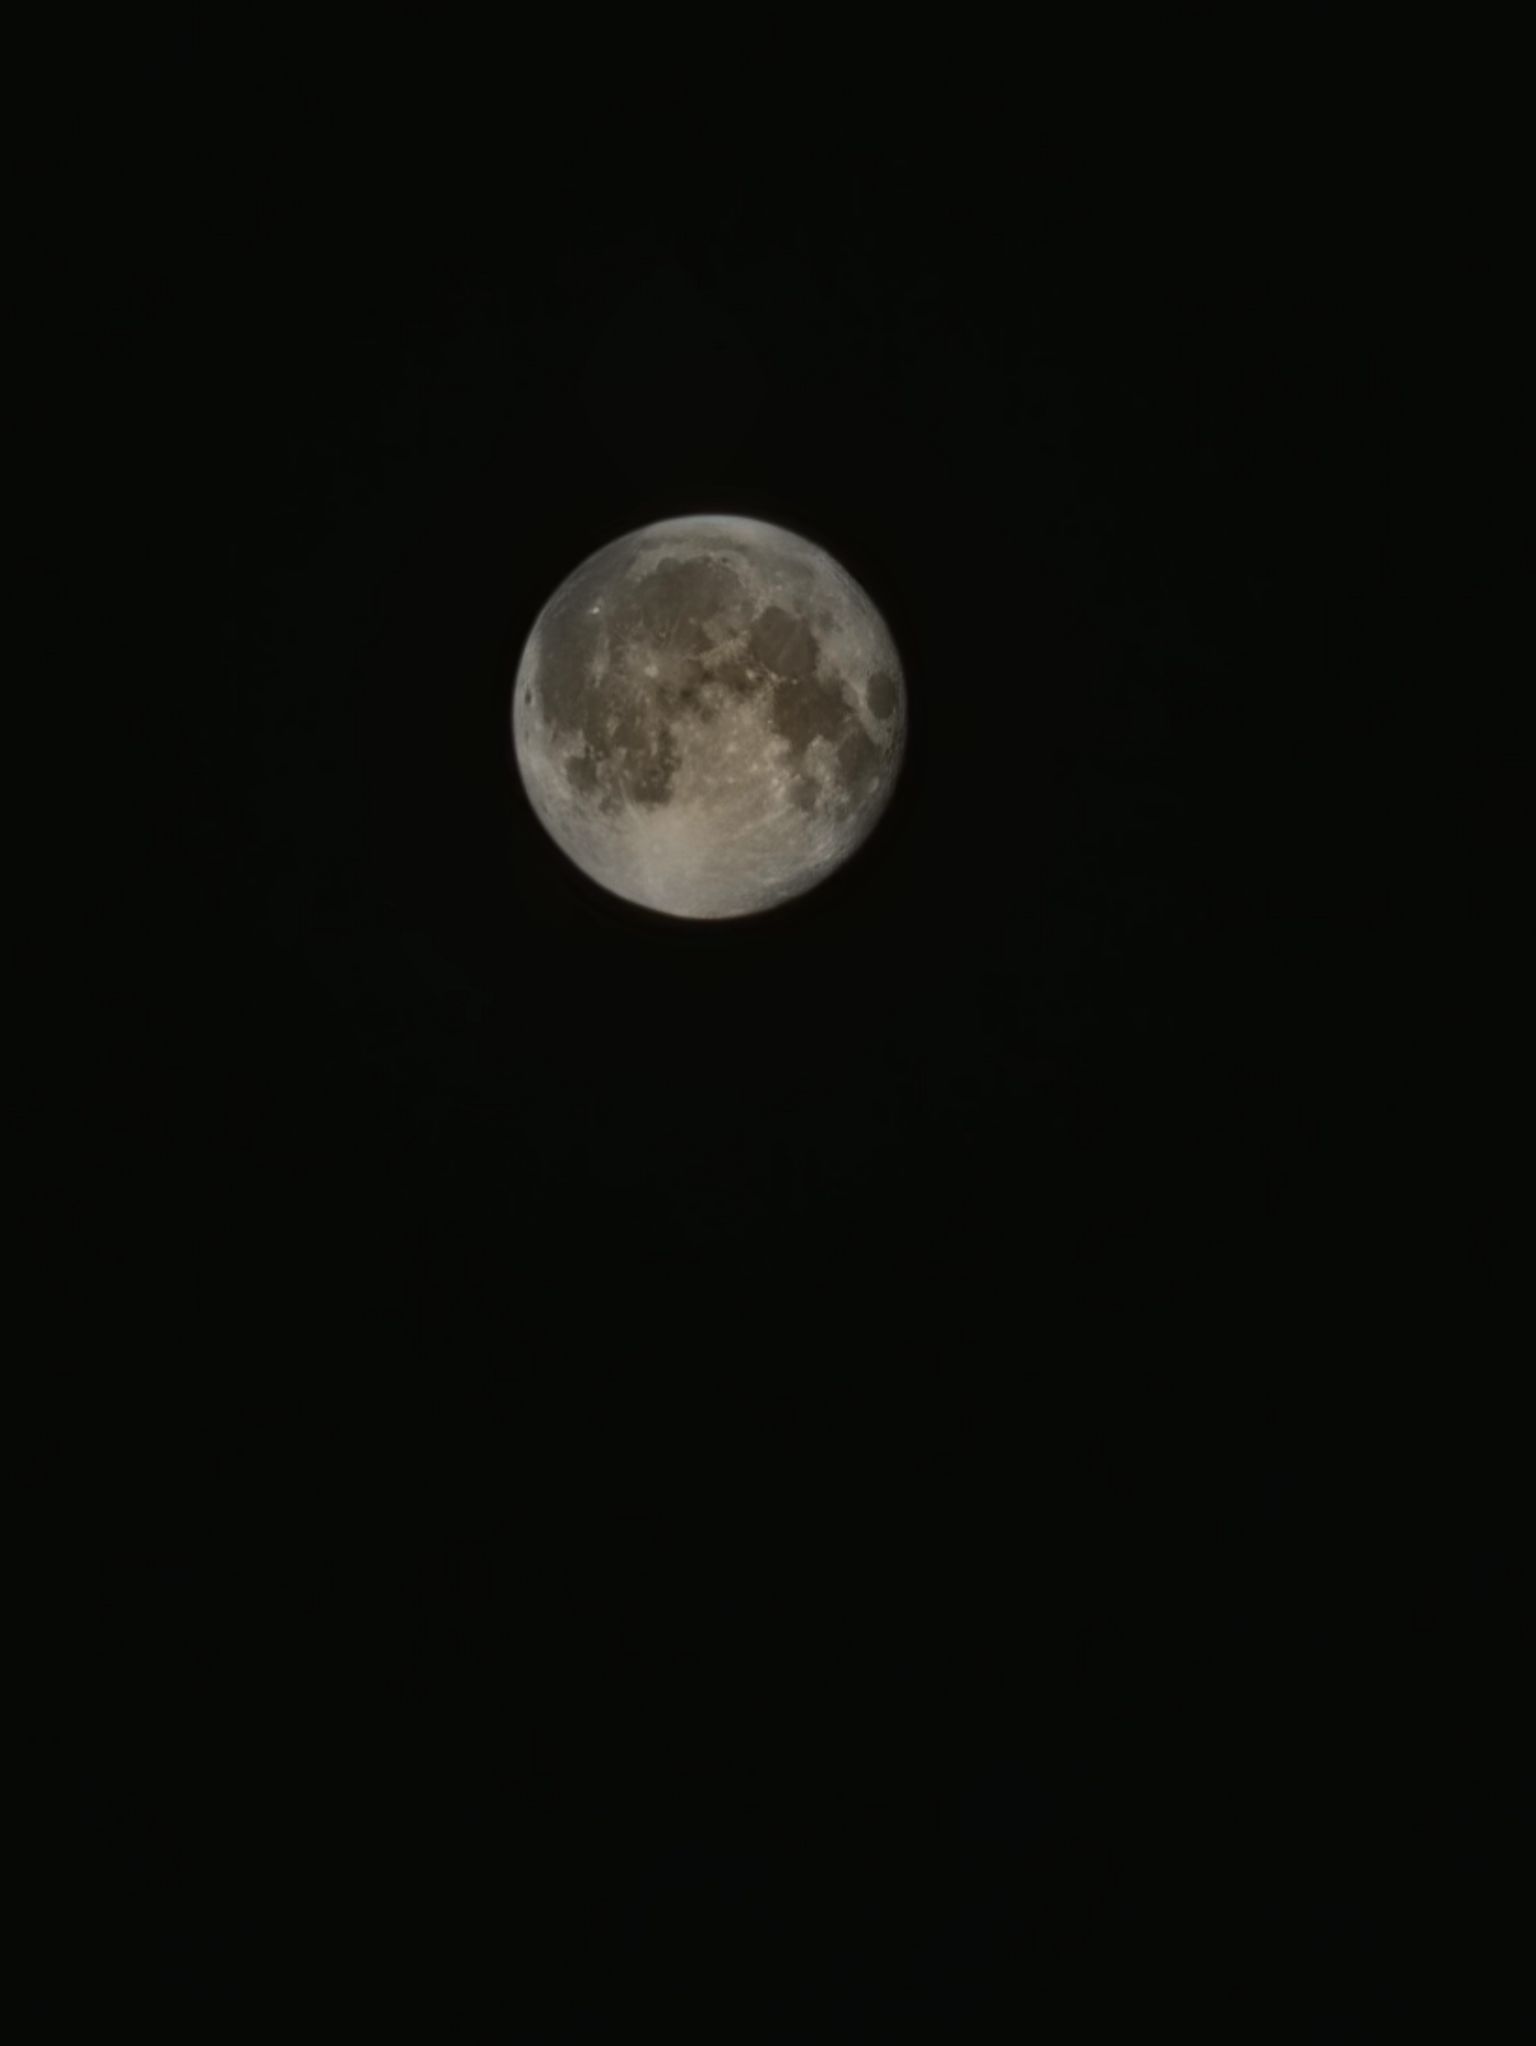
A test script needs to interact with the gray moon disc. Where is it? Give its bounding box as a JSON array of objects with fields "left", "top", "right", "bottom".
[{"left": 512, "top": 514, "right": 906, "bottom": 919}]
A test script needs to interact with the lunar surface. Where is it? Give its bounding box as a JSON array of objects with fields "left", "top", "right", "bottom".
[{"left": 512, "top": 514, "right": 905, "bottom": 918}]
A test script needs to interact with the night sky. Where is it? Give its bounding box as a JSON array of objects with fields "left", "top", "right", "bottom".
[{"left": 76, "top": 26, "right": 1512, "bottom": 2035}]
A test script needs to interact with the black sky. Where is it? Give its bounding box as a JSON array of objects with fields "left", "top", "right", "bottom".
[{"left": 75, "top": 27, "right": 1513, "bottom": 2035}]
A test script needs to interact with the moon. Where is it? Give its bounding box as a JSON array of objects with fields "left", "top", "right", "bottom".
[{"left": 512, "top": 514, "right": 906, "bottom": 919}]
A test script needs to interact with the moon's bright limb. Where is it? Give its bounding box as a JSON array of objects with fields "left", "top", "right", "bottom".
[{"left": 512, "top": 514, "right": 905, "bottom": 919}]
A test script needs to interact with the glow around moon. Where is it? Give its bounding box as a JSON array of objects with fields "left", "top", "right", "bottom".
[{"left": 512, "top": 514, "right": 905, "bottom": 919}]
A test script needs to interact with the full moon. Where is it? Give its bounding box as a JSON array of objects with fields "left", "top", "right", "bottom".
[{"left": 512, "top": 514, "right": 906, "bottom": 919}]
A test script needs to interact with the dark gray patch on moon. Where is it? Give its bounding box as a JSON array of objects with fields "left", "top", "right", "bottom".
[
  {"left": 608, "top": 699, "right": 680, "bottom": 808},
  {"left": 710, "top": 654, "right": 764, "bottom": 700},
  {"left": 769, "top": 670, "right": 853, "bottom": 756},
  {"left": 610, "top": 555, "right": 748, "bottom": 654},
  {"left": 836, "top": 724, "right": 882, "bottom": 806},
  {"left": 867, "top": 669, "right": 898, "bottom": 720},
  {"left": 748, "top": 605, "right": 820, "bottom": 680},
  {"left": 565, "top": 750, "right": 599, "bottom": 797}
]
